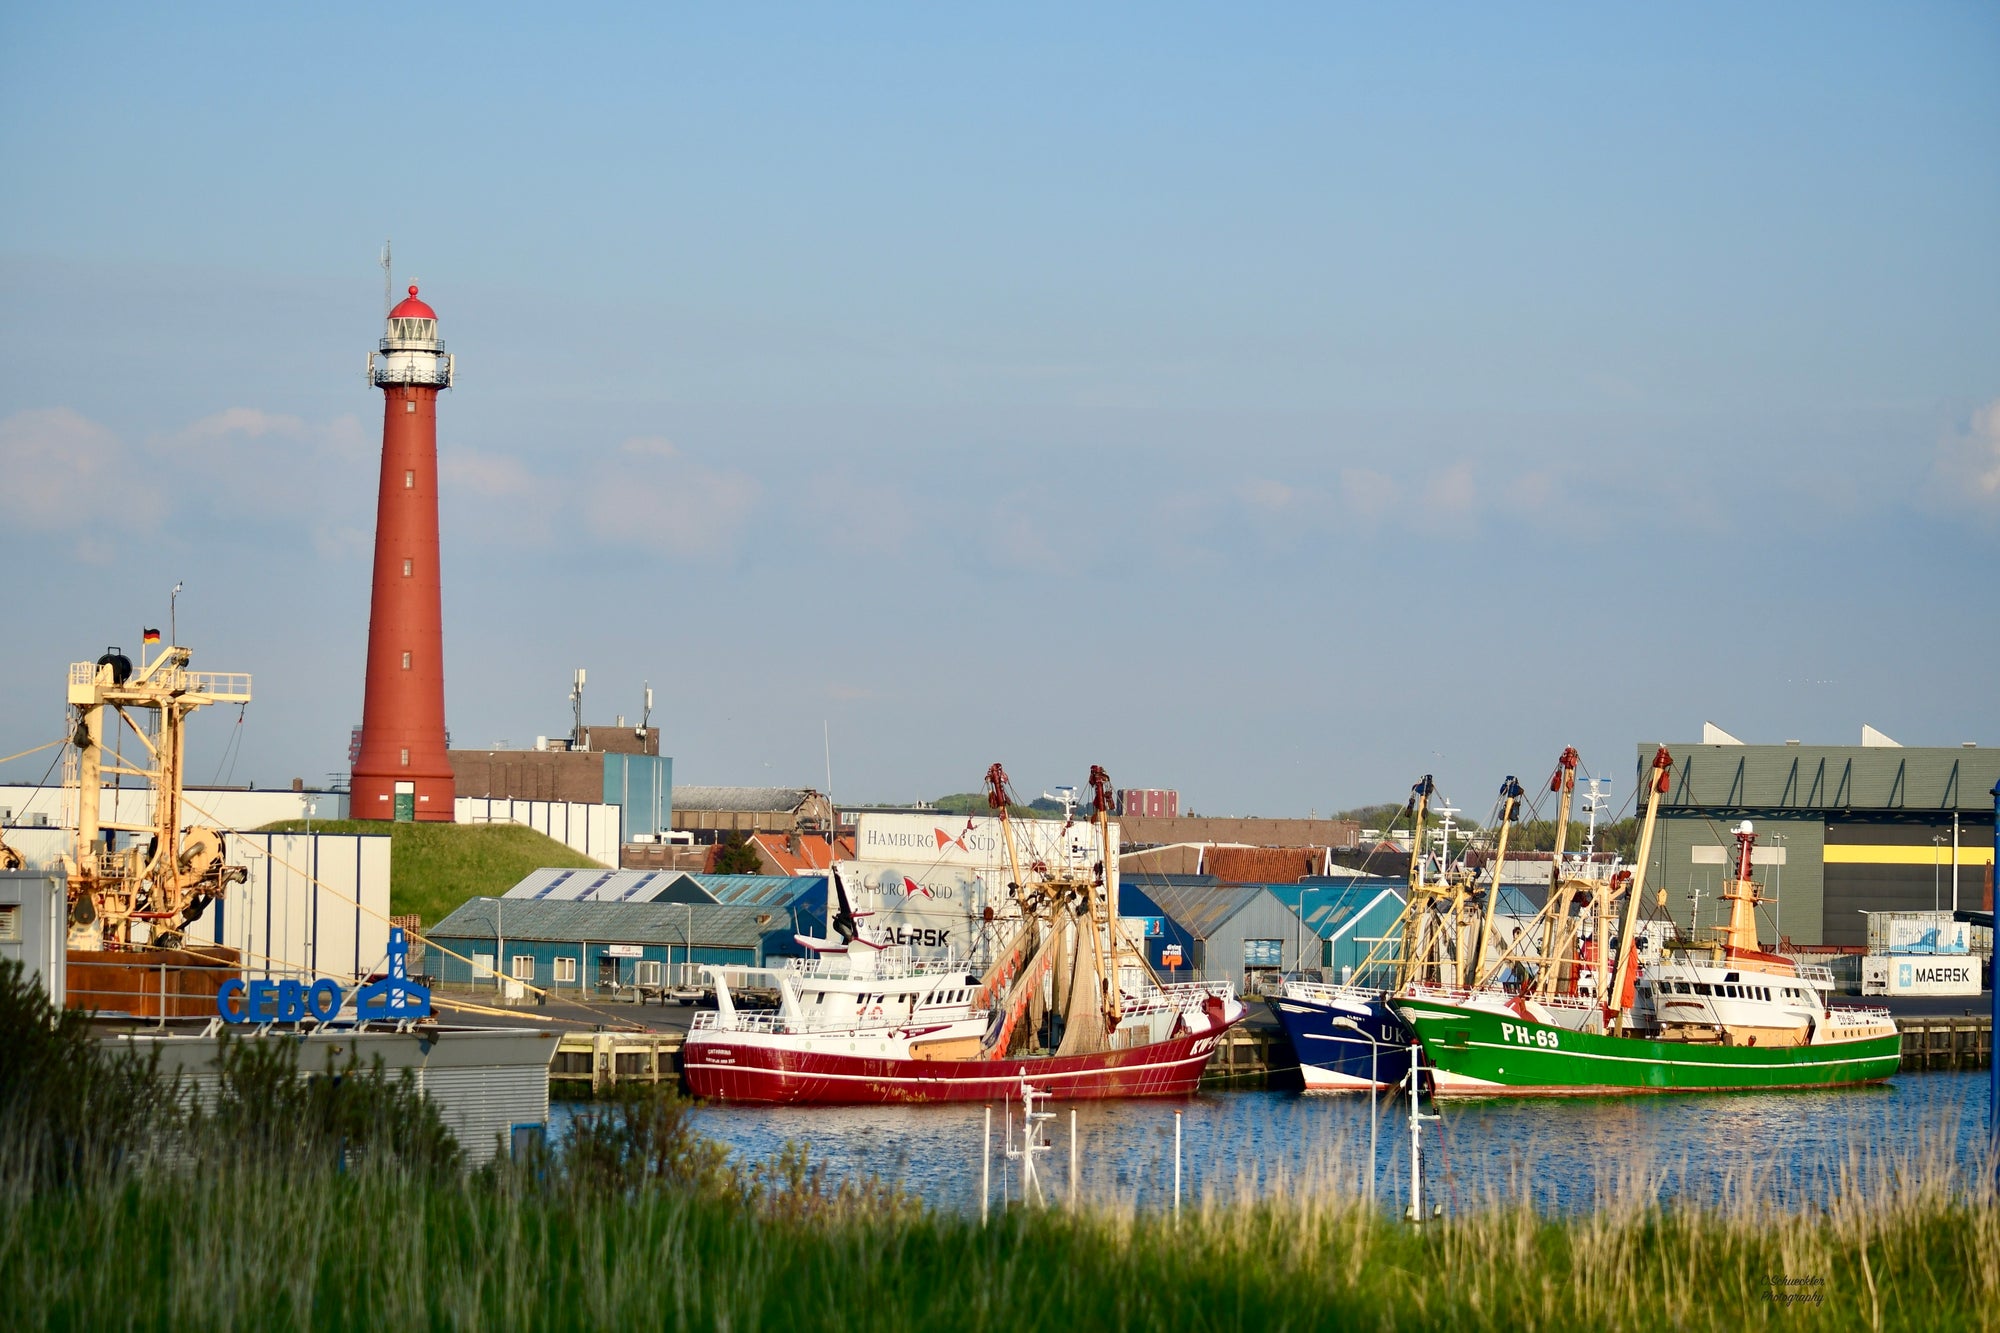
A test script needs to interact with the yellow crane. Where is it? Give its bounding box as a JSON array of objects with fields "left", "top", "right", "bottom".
[{"left": 62, "top": 642, "right": 252, "bottom": 950}]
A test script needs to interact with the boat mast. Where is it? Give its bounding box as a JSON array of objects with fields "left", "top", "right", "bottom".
[
  {"left": 1607, "top": 745, "right": 1672, "bottom": 1033},
  {"left": 1528, "top": 749, "right": 1582, "bottom": 999},
  {"left": 987, "top": 763, "right": 1029, "bottom": 915},
  {"left": 1395, "top": 775, "right": 1435, "bottom": 990},
  {"left": 1088, "top": 765, "right": 1122, "bottom": 1026},
  {"left": 1469, "top": 775, "right": 1524, "bottom": 990}
]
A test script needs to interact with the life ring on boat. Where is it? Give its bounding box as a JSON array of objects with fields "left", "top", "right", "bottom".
[{"left": 866, "top": 1004, "right": 885, "bottom": 1022}]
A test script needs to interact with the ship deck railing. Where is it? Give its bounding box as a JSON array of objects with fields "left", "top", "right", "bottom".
[
  {"left": 1276, "top": 980, "right": 1383, "bottom": 1006},
  {"left": 1401, "top": 984, "right": 1603, "bottom": 1017},
  {"left": 1132, "top": 979, "right": 1236, "bottom": 1012},
  {"left": 1825, "top": 1004, "right": 1894, "bottom": 1026}
]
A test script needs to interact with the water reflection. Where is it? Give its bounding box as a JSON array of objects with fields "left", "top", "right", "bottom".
[{"left": 553, "top": 1071, "right": 1988, "bottom": 1217}]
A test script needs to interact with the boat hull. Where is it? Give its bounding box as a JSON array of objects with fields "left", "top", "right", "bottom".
[
  {"left": 1393, "top": 997, "right": 1902, "bottom": 1097},
  {"left": 684, "top": 1028, "right": 1229, "bottom": 1105},
  {"left": 1263, "top": 994, "right": 1412, "bottom": 1091}
]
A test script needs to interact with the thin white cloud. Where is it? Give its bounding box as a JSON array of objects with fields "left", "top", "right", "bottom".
[
  {"left": 178, "top": 406, "right": 306, "bottom": 443},
  {"left": 1339, "top": 468, "right": 1399, "bottom": 519},
  {"left": 1237, "top": 477, "right": 1298, "bottom": 513},
  {"left": 1424, "top": 462, "right": 1477, "bottom": 516},
  {"left": 0, "top": 407, "right": 159, "bottom": 535},
  {"left": 1937, "top": 400, "right": 2000, "bottom": 509},
  {"left": 582, "top": 437, "right": 760, "bottom": 557},
  {"left": 441, "top": 448, "right": 538, "bottom": 498}
]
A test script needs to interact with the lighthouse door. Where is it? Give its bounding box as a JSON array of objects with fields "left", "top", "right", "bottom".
[{"left": 393, "top": 781, "right": 416, "bottom": 822}]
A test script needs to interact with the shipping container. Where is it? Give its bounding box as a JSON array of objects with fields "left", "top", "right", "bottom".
[
  {"left": 1865, "top": 910, "right": 1970, "bottom": 955},
  {"left": 1862, "top": 953, "right": 1981, "bottom": 996}
]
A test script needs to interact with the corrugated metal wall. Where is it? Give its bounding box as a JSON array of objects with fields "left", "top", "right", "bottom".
[
  {"left": 455, "top": 796, "right": 619, "bottom": 862},
  {"left": 1656, "top": 816, "right": 1825, "bottom": 946},
  {"left": 185, "top": 833, "right": 392, "bottom": 984},
  {"left": 601, "top": 754, "right": 672, "bottom": 841}
]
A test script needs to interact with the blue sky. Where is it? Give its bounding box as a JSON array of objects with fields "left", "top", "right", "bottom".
[{"left": 2, "top": 4, "right": 1995, "bottom": 817}]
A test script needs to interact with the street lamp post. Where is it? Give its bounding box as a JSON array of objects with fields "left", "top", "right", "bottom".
[{"left": 1330, "top": 1014, "right": 1384, "bottom": 1210}]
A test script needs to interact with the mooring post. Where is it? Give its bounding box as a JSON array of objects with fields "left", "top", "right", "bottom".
[
  {"left": 1990, "top": 775, "right": 1999, "bottom": 1175},
  {"left": 982, "top": 1104, "right": 992, "bottom": 1227},
  {"left": 1069, "top": 1108, "right": 1077, "bottom": 1208},
  {"left": 1173, "top": 1110, "right": 1183, "bottom": 1222}
]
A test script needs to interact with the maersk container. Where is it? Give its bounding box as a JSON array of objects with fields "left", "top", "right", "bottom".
[
  {"left": 1865, "top": 911, "right": 1970, "bottom": 956},
  {"left": 1870, "top": 954, "right": 1982, "bottom": 996}
]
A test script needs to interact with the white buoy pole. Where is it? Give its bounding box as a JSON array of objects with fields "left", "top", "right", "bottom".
[
  {"left": 1368, "top": 1036, "right": 1379, "bottom": 1211},
  {"left": 1173, "top": 1110, "right": 1183, "bottom": 1222},
  {"left": 1069, "top": 1108, "right": 1078, "bottom": 1208},
  {"left": 982, "top": 1104, "right": 992, "bottom": 1226},
  {"left": 1407, "top": 1042, "right": 1422, "bottom": 1227}
]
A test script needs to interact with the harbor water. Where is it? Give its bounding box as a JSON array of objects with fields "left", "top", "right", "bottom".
[{"left": 555, "top": 1070, "right": 1990, "bottom": 1217}]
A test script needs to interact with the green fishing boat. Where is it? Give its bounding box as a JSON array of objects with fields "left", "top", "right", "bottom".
[{"left": 1395, "top": 746, "right": 1902, "bottom": 1097}]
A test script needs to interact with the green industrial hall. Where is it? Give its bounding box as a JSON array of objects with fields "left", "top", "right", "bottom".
[{"left": 1641, "top": 731, "right": 1998, "bottom": 947}]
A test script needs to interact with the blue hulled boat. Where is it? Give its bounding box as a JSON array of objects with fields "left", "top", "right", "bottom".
[{"left": 1267, "top": 983, "right": 1412, "bottom": 1091}]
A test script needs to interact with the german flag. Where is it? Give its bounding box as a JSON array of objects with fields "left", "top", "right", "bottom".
[{"left": 142, "top": 628, "right": 161, "bottom": 643}]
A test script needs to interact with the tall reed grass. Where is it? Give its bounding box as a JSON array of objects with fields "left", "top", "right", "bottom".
[{"left": 3, "top": 962, "right": 1994, "bottom": 1331}]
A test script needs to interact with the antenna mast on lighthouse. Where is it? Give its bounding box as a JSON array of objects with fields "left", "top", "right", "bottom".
[{"left": 380, "top": 240, "right": 393, "bottom": 314}]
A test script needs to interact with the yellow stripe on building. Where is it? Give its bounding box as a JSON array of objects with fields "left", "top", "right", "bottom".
[{"left": 1823, "top": 845, "right": 1995, "bottom": 866}]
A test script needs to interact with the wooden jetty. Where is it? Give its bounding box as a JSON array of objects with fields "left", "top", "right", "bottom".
[
  {"left": 1895, "top": 1015, "right": 1992, "bottom": 1073},
  {"left": 551, "top": 1030, "right": 682, "bottom": 1093}
]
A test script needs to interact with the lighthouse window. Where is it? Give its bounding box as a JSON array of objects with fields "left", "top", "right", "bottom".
[
  {"left": 399, "top": 748, "right": 410, "bottom": 767},
  {"left": 404, "top": 470, "right": 414, "bottom": 489},
  {"left": 403, "top": 559, "right": 413, "bottom": 577},
  {"left": 402, "top": 651, "right": 412, "bottom": 670}
]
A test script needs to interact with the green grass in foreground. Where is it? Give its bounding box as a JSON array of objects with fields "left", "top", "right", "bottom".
[
  {"left": 7, "top": 1158, "right": 1995, "bottom": 1332},
  {"left": 4, "top": 960, "right": 1996, "bottom": 1332},
  {"left": 257, "top": 819, "right": 603, "bottom": 924}
]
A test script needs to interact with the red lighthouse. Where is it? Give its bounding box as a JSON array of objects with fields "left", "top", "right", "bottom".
[{"left": 352, "top": 284, "right": 456, "bottom": 821}]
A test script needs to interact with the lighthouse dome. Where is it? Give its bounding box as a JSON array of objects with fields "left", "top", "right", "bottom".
[
  {"left": 373, "top": 282, "right": 450, "bottom": 387},
  {"left": 389, "top": 284, "right": 436, "bottom": 321}
]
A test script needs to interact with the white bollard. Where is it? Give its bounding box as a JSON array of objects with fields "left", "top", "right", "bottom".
[
  {"left": 982, "top": 1104, "right": 992, "bottom": 1226},
  {"left": 1069, "top": 1108, "right": 1077, "bottom": 1208},
  {"left": 1173, "top": 1110, "right": 1183, "bottom": 1222}
]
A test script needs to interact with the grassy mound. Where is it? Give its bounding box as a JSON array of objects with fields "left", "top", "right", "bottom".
[{"left": 257, "top": 819, "right": 604, "bottom": 926}]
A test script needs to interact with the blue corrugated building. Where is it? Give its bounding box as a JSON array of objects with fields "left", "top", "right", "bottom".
[
  {"left": 602, "top": 752, "right": 671, "bottom": 841},
  {"left": 427, "top": 897, "right": 802, "bottom": 991},
  {"left": 1117, "top": 876, "right": 1306, "bottom": 985},
  {"left": 1265, "top": 877, "right": 1407, "bottom": 983}
]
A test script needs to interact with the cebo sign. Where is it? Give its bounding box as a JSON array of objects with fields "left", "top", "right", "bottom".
[{"left": 216, "top": 927, "right": 431, "bottom": 1023}]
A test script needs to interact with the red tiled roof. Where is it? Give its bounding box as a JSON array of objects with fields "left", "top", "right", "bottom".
[{"left": 750, "top": 833, "right": 856, "bottom": 875}]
